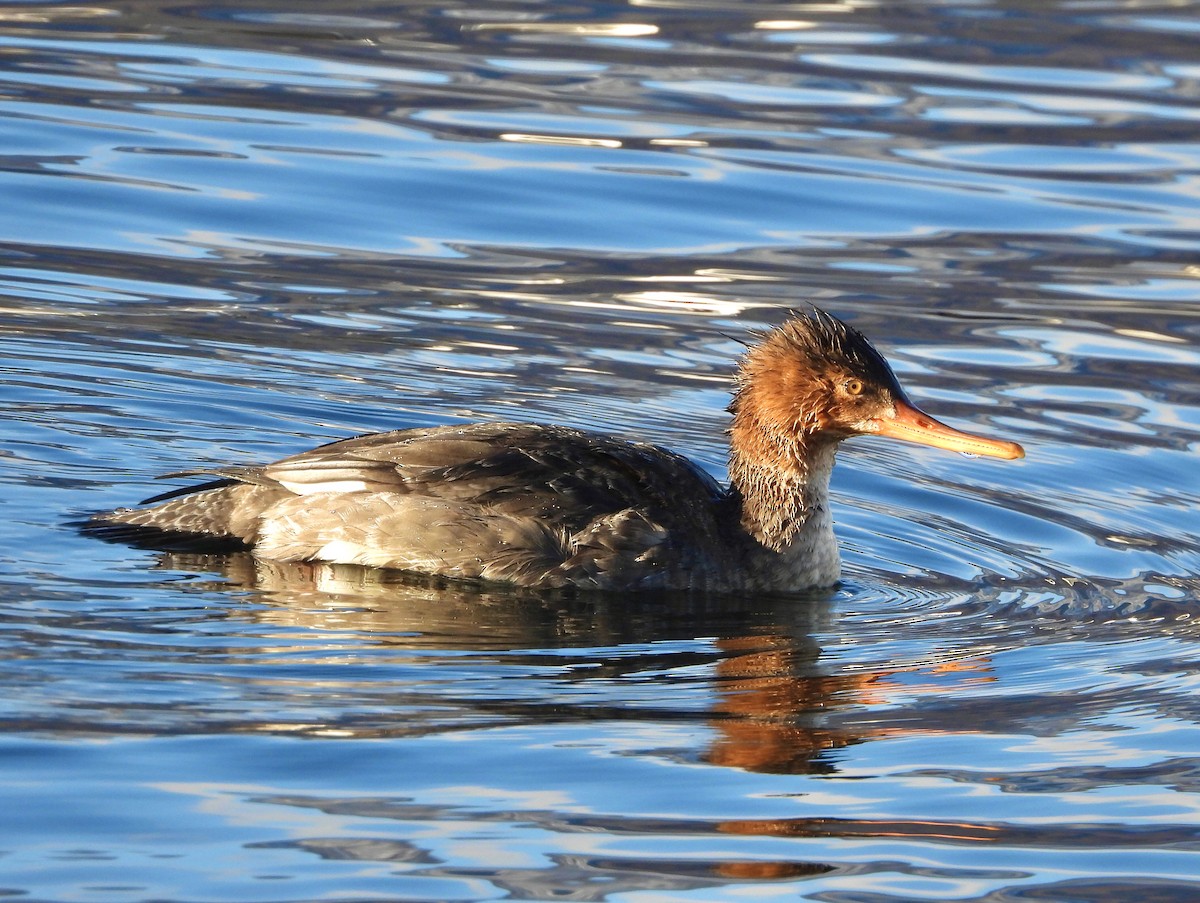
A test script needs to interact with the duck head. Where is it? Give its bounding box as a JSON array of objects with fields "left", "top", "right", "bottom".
[{"left": 730, "top": 309, "right": 1025, "bottom": 463}]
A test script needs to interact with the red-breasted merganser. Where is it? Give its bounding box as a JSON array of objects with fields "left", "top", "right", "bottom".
[{"left": 89, "top": 310, "right": 1023, "bottom": 592}]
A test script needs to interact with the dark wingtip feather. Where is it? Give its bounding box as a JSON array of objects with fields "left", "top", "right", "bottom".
[{"left": 140, "top": 477, "right": 237, "bottom": 506}]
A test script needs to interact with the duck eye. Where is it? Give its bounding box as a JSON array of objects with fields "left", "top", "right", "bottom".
[{"left": 844, "top": 378, "right": 864, "bottom": 396}]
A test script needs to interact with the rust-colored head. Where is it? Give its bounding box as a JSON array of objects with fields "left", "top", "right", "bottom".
[{"left": 731, "top": 309, "right": 1024, "bottom": 460}]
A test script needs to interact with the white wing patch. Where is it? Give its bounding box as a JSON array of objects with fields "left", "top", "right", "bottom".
[{"left": 279, "top": 479, "right": 369, "bottom": 495}]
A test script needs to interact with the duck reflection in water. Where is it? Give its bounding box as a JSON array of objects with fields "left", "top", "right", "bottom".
[
  {"left": 151, "top": 551, "right": 996, "bottom": 776},
  {"left": 89, "top": 309, "right": 1023, "bottom": 592},
  {"left": 144, "top": 551, "right": 1009, "bottom": 888}
]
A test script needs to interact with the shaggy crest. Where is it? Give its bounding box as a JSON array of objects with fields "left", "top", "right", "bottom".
[{"left": 747, "top": 308, "right": 901, "bottom": 396}]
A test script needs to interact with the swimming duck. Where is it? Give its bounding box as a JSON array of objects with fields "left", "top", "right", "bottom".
[{"left": 89, "top": 310, "right": 1023, "bottom": 592}]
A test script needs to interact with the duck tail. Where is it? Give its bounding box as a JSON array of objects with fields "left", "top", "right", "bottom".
[{"left": 83, "top": 477, "right": 271, "bottom": 547}]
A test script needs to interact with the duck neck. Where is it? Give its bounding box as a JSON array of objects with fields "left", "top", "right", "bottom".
[{"left": 726, "top": 412, "right": 841, "bottom": 588}]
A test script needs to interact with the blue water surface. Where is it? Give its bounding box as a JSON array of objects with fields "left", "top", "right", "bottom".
[{"left": 3, "top": 0, "right": 1200, "bottom": 900}]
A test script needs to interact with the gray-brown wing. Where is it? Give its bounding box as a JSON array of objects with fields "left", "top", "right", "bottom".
[{"left": 259, "top": 422, "right": 727, "bottom": 538}]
